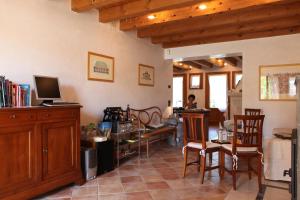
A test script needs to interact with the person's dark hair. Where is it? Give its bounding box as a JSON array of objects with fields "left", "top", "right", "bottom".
[{"left": 188, "top": 94, "right": 196, "bottom": 100}]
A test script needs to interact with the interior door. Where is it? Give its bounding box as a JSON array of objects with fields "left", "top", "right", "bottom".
[
  {"left": 0, "top": 125, "right": 38, "bottom": 194},
  {"left": 42, "top": 121, "right": 77, "bottom": 180}
]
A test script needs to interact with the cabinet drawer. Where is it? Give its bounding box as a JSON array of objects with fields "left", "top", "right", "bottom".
[
  {"left": 38, "top": 109, "right": 77, "bottom": 120},
  {"left": 0, "top": 111, "right": 36, "bottom": 124}
]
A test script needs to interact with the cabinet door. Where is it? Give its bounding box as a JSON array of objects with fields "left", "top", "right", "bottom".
[
  {"left": 42, "top": 121, "right": 77, "bottom": 180},
  {"left": 0, "top": 125, "right": 38, "bottom": 193}
]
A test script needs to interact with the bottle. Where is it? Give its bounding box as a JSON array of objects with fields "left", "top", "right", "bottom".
[{"left": 218, "top": 122, "right": 223, "bottom": 141}]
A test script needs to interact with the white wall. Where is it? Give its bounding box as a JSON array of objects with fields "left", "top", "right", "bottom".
[
  {"left": 0, "top": 0, "right": 172, "bottom": 125},
  {"left": 166, "top": 34, "right": 300, "bottom": 138}
]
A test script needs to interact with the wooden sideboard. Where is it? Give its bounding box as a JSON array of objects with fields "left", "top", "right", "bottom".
[{"left": 0, "top": 106, "right": 83, "bottom": 200}]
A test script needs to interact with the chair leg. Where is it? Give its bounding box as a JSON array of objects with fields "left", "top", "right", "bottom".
[
  {"left": 198, "top": 153, "right": 201, "bottom": 172},
  {"left": 209, "top": 152, "right": 213, "bottom": 166},
  {"left": 200, "top": 155, "right": 206, "bottom": 184},
  {"left": 219, "top": 151, "right": 224, "bottom": 178},
  {"left": 232, "top": 158, "right": 237, "bottom": 190},
  {"left": 257, "top": 155, "right": 262, "bottom": 192},
  {"left": 183, "top": 148, "right": 188, "bottom": 178},
  {"left": 146, "top": 139, "right": 149, "bottom": 158},
  {"left": 248, "top": 158, "right": 252, "bottom": 180}
]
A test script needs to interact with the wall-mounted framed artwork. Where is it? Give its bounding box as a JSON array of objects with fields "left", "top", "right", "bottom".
[
  {"left": 138, "top": 64, "right": 155, "bottom": 86},
  {"left": 189, "top": 73, "right": 203, "bottom": 89},
  {"left": 88, "top": 52, "right": 114, "bottom": 82},
  {"left": 259, "top": 64, "right": 300, "bottom": 101},
  {"left": 232, "top": 71, "right": 243, "bottom": 89}
]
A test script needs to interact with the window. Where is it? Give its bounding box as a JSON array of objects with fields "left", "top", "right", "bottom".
[
  {"left": 232, "top": 71, "right": 242, "bottom": 89},
  {"left": 189, "top": 73, "right": 203, "bottom": 89},
  {"left": 173, "top": 76, "right": 185, "bottom": 107},
  {"left": 207, "top": 73, "right": 229, "bottom": 111}
]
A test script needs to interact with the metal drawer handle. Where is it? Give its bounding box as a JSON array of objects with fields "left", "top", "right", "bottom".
[{"left": 43, "top": 148, "right": 48, "bottom": 153}]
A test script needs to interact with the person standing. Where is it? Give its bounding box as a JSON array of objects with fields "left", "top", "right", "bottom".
[{"left": 185, "top": 94, "right": 197, "bottom": 109}]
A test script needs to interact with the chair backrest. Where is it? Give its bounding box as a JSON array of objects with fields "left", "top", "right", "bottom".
[
  {"left": 245, "top": 108, "right": 261, "bottom": 116},
  {"left": 182, "top": 113, "right": 207, "bottom": 149},
  {"left": 232, "top": 115, "right": 265, "bottom": 154}
]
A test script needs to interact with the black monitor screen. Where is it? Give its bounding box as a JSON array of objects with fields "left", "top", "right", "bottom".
[{"left": 35, "top": 76, "right": 61, "bottom": 99}]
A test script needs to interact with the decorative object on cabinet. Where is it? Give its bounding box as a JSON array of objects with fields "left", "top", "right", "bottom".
[
  {"left": 138, "top": 64, "right": 155, "bottom": 86},
  {"left": 260, "top": 64, "right": 300, "bottom": 101},
  {"left": 88, "top": 52, "right": 114, "bottom": 82},
  {"left": 189, "top": 73, "right": 203, "bottom": 89},
  {"left": 0, "top": 105, "right": 83, "bottom": 200}
]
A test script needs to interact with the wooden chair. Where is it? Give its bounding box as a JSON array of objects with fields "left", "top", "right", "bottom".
[
  {"left": 220, "top": 115, "right": 265, "bottom": 191},
  {"left": 245, "top": 108, "right": 261, "bottom": 116},
  {"left": 182, "top": 113, "right": 221, "bottom": 184}
]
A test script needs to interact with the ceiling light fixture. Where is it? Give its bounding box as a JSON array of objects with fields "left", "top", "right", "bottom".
[
  {"left": 147, "top": 15, "right": 156, "bottom": 20},
  {"left": 179, "top": 63, "right": 183, "bottom": 66},
  {"left": 198, "top": 4, "right": 207, "bottom": 10}
]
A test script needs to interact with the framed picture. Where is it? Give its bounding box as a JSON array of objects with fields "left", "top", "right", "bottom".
[
  {"left": 88, "top": 52, "right": 114, "bottom": 82},
  {"left": 139, "top": 64, "right": 155, "bottom": 86},
  {"left": 259, "top": 64, "right": 300, "bottom": 101},
  {"left": 232, "top": 71, "right": 243, "bottom": 89},
  {"left": 189, "top": 73, "right": 203, "bottom": 89}
]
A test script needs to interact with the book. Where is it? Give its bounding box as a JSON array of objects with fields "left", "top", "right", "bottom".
[{"left": 0, "top": 76, "right": 31, "bottom": 108}]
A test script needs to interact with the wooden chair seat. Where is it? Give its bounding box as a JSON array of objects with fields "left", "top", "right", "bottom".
[
  {"left": 222, "top": 144, "right": 257, "bottom": 153},
  {"left": 186, "top": 141, "right": 221, "bottom": 150}
]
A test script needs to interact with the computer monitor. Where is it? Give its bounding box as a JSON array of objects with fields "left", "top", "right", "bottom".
[{"left": 34, "top": 75, "right": 61, "bottom": 104}]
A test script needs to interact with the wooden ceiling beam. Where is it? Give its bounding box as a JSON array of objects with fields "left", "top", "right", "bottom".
[
  {"left": 173, "top": 65, "right": 188, "bottom": 72},
  {"left": 194, "top": 60, "right": 214, "bottom": 68},
  {"left": 208, "top": 58, "right": 224, "bottom": 68},
  {"left": 151, "top": 15, "right": 300, "bottom": 44},
  {"left": 138, "top": 0, "right": 300, "bottom": 38},
  {"left": 224, "top": 57, "right": 238, "bottom": 67},
  {"left": 120, "top": 0, "right": 284, "bottom": 31},
  {"left": 71, "top": 0, "right": 93, "bottom": 12},
  {"left": 163, "top": 25, "right": 300, "bottom": 48},
  {"left": 99, "top": 0, "right": 203, "bottom": 23},
  {"left": 72, "top": 0, "right": 130, "bottom": 12},
  {"left": 173, "top": 62, "right": 191, "bottom": 70},
  {"left": 182, "top": 61, "right": 202, "bottom": 69}
]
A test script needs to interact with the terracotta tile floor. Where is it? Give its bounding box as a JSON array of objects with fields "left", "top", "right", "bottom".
[{"left": 36, "top": 142, "right": 233, "bottom": 200}]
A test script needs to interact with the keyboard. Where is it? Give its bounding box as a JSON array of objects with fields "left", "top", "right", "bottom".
[{"left": 42, "top": 102, "right": 79, "bottom": 107}]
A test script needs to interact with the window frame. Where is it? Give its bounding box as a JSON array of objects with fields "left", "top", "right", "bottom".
[
  {"left": 232, "top": 71, "right": 243, "bottom": 89},
  {"left": 189, "top": 73, "right": 203, "bottom": 90}
]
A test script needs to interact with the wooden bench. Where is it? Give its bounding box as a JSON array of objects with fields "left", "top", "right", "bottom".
[{"left": 130, "top": 106, "right": 177, "bottom": 158}]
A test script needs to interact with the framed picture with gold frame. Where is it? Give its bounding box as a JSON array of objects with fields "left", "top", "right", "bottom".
[
  {"left": 259, "top": 64, "right": 300, "bottom": 101},
  {"left": 138, "top": 64, "right": 155, "bottom": 86},
  {"left": 88, "top": 52, "right": 114, "bottom": 82}
]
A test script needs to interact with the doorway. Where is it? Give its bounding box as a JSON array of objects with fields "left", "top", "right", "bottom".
[
  {"left": 172, "top": 74, "right": 187, "bottom": 108},
  {"left": 205, "top": 72, "right": 230, "bottom": 111}
]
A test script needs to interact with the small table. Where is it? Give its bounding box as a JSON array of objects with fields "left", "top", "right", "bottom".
[{"left": 112, "top": 129, "right": 143, "bottom": 167}]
